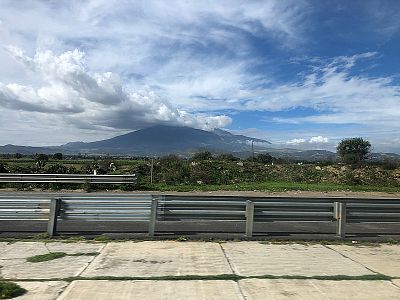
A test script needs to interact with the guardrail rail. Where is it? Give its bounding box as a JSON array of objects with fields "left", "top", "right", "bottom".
[
  {"left": 0, "top": 173, "right": 137, "bottom": 184},
  {"left": 0, "top": 194, "right": 399, "bottom": 237}
]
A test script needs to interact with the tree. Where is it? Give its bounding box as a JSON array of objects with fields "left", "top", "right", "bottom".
[
  {"left": 52, "top": 153, "right": 63, "bottom": 160},
  {"left": 337, "top": 138, "right": 371, "bottom": 164},
  {"left": 254, "top": 153, "right": 273, "bottom": 164},
  {"left": 192, "top": 151, "right": 213, "bottom": 161},
  {"left": 0, "top": 163, "right": 8, "bottom": 173},
  {"left": 216, "top": 153, "right": 239, "bottom": 162},
  {"left": 34, "top": 154, "right": 49, "bottom": 170}
]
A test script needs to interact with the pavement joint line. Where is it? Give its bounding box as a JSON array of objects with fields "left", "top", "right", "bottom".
[
  {"left": 322, "top": 244, "right": 379, "bottom": 274},
  {"left": 44, "top": 242, "right": 52, "bottom": 254},
  {"left": 1, "top": 238, "right": 399, "bottom": 245},
  {"left": 74, "top": 243, "right": 107, "bottom": 278},
  {"left": 0, "top": 274, "right": 394, "bottom": 283},
  {"left": 56, "top": 243, "right": 107, "bottom": 300},
  {"left": 218, "top": 243, "right": 239, "bottom": 275},
  {"left": 390, "top": 280, "right": 400, "bottom": 289},
  {"left": 217, "top": 243, "right": 246, "bottom": 300}
]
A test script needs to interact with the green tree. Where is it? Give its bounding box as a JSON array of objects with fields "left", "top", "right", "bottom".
[
  {"left": 216, "top": 153, "right": 239, "bottom": 161},
  {"left": 192, "top": 151, "right": 213, "bottom": 161},
  {"left": 34, "top": 154, "right": 49, "bottom": 170},
  {"left": 52, "top": 153, "right": 63, "bottom": 160},
  {"left": 254, "top": 153, "right": 273, "bottom": 164},
  {"left": 337, "top": 138, "right": 371, "bottom": 164},
  {"left": 0, "top": 163, "right": 8, "bottom": 173}
]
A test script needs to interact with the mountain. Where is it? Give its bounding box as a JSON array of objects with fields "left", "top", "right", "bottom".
[
  {"left": 0, "top": 144, "right": 61, "bottom": 155},
  {"left": 61, "top": 125, "right": 271, "bottom": 155},
  {"left": 1, "top": 125, "right": 399, "bottom": 161}
]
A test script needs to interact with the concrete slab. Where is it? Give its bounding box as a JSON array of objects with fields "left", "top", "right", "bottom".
[
  {"left": 239, "top": 279, "right": 400, "bottom": 300},
  {"left": 221, "top": 242, "right": 373, "bottom": 276},
  {"left": 14, "top": 281, "right": 68, "bottom": 300},
  {"left": 327, "top": 244, "right": 400, "bottom": 277},
  {"left": 0, "top": 241, "right": 102, "bottom": 279},
  {"left": 392, "top": 279, "right": 400, "bottom": 288},
  {"left": 83, "top": 241, "right": 232, "bottom": 277},
  {"left": 0, "top": 242, "right": 48, "bottom": 259},
  {"left": 1, "top": 255, "right": 95, "bottom": 279},
  {"left": 57, "top": 280, "right": 242, "bottom": 300},
  {"left": 45, "top": 242, "right": 104, "bottom": 254}
]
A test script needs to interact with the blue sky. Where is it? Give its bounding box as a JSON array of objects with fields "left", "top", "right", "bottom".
[{"left": 0, "top": 0, "right": 400, "bottom": 153}]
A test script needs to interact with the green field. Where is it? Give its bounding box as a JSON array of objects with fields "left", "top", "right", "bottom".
[{"left": 1, "top": 155, "right": 399, "bottom": 192}]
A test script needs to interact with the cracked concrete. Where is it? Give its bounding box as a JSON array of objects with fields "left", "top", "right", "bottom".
[
  {"left": 0, "top": 241, "right": 399, "bottom": 299},
  {"left": 239, "top": 279, "right": 400, "bottom": 300},
  {"left": 57, "top": 280, "right": 242, "bottom": 300},
  {"left": 15, "top": 281, "right": 68, "bottom": 300},
  {"left": 327, "top": 244, "right": 400, "bottom": 277},
  {"left": 0, "top": 242, "right": 103, "bottom": 279},
  {"left": 82, "top": 241, "right": 232, "bottom": 277},
  {"left": 221, "top": 242, "right": 374, "bottom": 276}
]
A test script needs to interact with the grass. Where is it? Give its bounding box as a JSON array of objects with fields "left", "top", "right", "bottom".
[
  {"left": 68, "top": 252, "right": 99, "bottom": 257},
  {"left": 255, "top": 274, "right": 392, "bottom": 281},
  {"left": 145, "top": 181, "right": 400, "bottom": 193},
  {"left": 0, "top": 235, "right": 398, "bottom": 245},
  {"left": 2, "top": 273, "right": 395, "bottom": 283},
  {"left": 26, "top": 252, "right": 67, "bottom": 263},
  {"left": 0, "top": 281, "right": 26, "bottom": 299},
  {"left": 26, "top": 252, "right": 98, "bottom": 263}
]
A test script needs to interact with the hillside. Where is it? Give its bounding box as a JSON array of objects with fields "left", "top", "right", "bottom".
[{"left": 60, "top": 125, "right": 271, "bottom": 155}]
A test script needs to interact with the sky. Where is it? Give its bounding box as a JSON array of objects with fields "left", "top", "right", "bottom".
[{"left": 0, "top": 0, "right": 400, "bottom": 153}]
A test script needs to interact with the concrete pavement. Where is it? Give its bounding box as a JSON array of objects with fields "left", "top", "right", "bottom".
[{"left": 0, "top": 240, "right": 399, "bottom": 299}]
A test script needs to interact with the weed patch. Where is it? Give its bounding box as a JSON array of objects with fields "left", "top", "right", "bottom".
[
  {"left": 68, "top": 252, "right": 98, "bottom": 257},
  {"left": 26, "top": 251, "right": 98, "bottom": 263},
  {"left": 0, "top": 281, "right": 26, "bottom": 299},
  {"left": 26, "top": 252, "right": 67, "bottom": 263}
]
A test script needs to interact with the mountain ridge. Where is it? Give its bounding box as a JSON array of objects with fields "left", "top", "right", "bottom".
[{"left": 1, "top": 125, "right": 399, "bottom": 161}]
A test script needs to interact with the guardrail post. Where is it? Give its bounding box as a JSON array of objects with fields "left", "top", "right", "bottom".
[
  {"left": 245, "top": 200, "right": 255, "bottom": 237},
  {"left": 148, "top": 197, "right": 158, "bottom": 237},
  {"left": 47, "top": 198, "right": 61, "bottom": 237},
  {"left": 335, "top": 202, "right": 347, "bottom": 238}
]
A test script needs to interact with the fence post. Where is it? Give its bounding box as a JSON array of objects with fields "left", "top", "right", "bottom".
[
  {"left": 149, "top": 197, "right": 158, "bottom": 237},
  {"left": 245, "top": 200, "right": 255, "bottom": 237},
  {"left": 333, "top": 202, "right": 339, "bottom": 220},
  {"left": 335, "top": 202, "right": 347, "bottom": 238},
  {"left": 47, "top": 198, "right": 61, "bottom": 237}
]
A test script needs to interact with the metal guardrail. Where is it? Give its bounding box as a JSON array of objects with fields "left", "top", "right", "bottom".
[
  {"left": 61, "top": 195, "right": 153, "bottom": 221},
  {"left": 0, "top": 194, "right": 399, "bottom": 237},
  {"left": 0, "top": 198, "right": 49, "bottom": 220},
  {"left": 0, "top": 173, "right": 137, "bottom": 184}
]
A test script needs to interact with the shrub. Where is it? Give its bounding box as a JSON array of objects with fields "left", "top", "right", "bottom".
[
  {"left": 216, "top": 153, "right": 239, "bottom": 161},
  {"left": 254, "top": 153, "right": 273, "bottom": 164},
  {"left": 52, "top": 153, "right": 63, "bottom": 160},
  {"left": 0, "top": 163, "right": 8, "bottom": 173},
  {"left": 191, "top": 151, "right": 213, "bottom": 161}
]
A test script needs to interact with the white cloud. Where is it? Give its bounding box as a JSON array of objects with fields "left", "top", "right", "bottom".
[
  {"left": 286, "top": 138, "right": 306, "bottom": 145},
  {"left": 286, "top": 136, "right": 329, "bottom": 146},
  {"left": 250, "top": 53, "right": 400, "bottom": 134},
  {"left": 0, "top": 1, "right": 399, "bottom": 152},
  {"left": 0, "top": 0, "right": 311, "bottom": 145},
  {"left": 309, "top": 136, "right": 329, "bottom": 144},
  {"left": 1, "top": 47, "right": 232, "bottom": 134}
]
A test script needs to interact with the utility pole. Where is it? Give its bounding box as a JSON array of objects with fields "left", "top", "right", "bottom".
[
  {"left": 252, "top": 140, "right": 254, "bottom": 162},
  {"left": 150, "top": 156, "right": 154, "bottom": 184}
]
